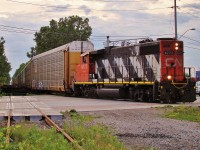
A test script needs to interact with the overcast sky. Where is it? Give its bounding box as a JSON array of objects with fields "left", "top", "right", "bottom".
[{"left": 0, "top": 0, "right": 200, "bottom": 77}]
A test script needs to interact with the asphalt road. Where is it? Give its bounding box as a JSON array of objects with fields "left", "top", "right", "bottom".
[{"left": 32, "top": 95, "right": 200, "bottom": 112}]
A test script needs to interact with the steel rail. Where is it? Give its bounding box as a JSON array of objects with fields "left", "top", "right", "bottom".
[
  {"left": 26, "top": 97, "right": 84, "bottom": 150},
  {"left": 6, "top": 95, "right": 12, "bottom": 144}
]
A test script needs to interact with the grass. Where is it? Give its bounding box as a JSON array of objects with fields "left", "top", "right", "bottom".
[
  {"left": 0, "top": 124, "right": 74, "bottom": 150},
  {"left": 0, "top": 110, "right": 127, "bottom": 150},
  {"left": 63, "top": 109, "right": 127, "bottom": 150},
  {"left": 0, "top": 92, "right": 6, "bottom": 97},
  {"left": 164, "top": 106, "right": 200, "bottom": 122}
]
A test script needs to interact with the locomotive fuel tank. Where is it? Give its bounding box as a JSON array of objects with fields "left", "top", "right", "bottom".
[{"left": 96, "top": 88, "right": 128, "bottom": 99}]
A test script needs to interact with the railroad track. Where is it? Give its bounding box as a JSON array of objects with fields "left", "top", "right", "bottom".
[{"left": 5, "top": 96, "right": 83, "bottom": 150}]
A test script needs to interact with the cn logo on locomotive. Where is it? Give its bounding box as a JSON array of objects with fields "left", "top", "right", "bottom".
[{"left": 165, "top": 58, "right": 182, "bottom": 67}]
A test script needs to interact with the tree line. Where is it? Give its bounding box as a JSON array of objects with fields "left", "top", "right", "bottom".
[{"left": 0, "top": 37, "right": 11, "bottom": 86}]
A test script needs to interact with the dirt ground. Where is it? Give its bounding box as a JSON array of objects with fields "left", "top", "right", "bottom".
[{"left": 82, "top": 108, "right": 200, "bottom": 150}]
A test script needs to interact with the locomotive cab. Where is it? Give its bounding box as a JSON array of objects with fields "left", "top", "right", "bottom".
[{"left": 75, "top": 51, "right": 96, "bottom": 82}]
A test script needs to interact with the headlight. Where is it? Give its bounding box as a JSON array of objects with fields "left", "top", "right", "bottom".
[{"left": 167, "top": 75, "right": 172, "bottom": 80}]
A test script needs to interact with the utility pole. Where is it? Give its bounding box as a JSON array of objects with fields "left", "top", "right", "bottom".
[{"left": 174, "top": 0, "right": 178, "bottom": 40}]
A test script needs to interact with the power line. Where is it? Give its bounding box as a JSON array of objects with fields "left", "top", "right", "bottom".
[
  {"left": 0, "top": 23, "right": 175, "bottom": 38},
  {"left": 185, "top": 41, "right": 199, "bottom": 47},
  {"left": 195, "top": 28, "right": 200, "bottom": 33},
  {"left": 169, "top": 5, "right": 174, "bottom": 33},
  {"left": 0, "top": 24, "right": 37, "bottom": 32},
  {"left": 83, "top": 0, "right": 143, "bottom": 2},
  {"left": 0, "top": 28, "right": 34, "bottom": 34},
  {"left": 0, "top": 26, "right": 174, "bottom": 38},
  {"left": 179, "top": 0, "right": 200, "bottom": 9},
  {"left": 64, "top": 0, "right": 150, "bottom": 2},
  {"left": 4, "top": 0, "right": 171, "bottom": 12},
  {"left": 0, "top": 24, "right": 69, "bottom": 35},
  {"left": 180, "top": 35, "right": 200, "bottom": 44},
  {"left": 91, "top": 33, "right": 174, "bottom": 38},
  {"left": 179, "top": 8, "right": 200, "bottom": 18},
  {"left": 91, "top": 35, "right": 147, "bottom": 38},
  {"left": 5, "top": 0, "right": 71, "bottom": 9},
  {"left": 185, "top": 45, "right": 200, "bottom": 51},
  {"left": 0, "top": 26, "right": 174, "bottom": 40},
  {"left": 94, "top": 7, "right": 170, "bottom": 11}
]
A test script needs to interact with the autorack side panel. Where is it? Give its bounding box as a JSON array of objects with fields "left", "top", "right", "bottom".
[
  {"left": 31, "top": 45, "right": 66, "bottom": 91},
  {"left": 31, "top": 41, "right": 94, "bottom": 92},
  {"left": 12, "top": 61, "right": 31, "bottom": 88},
  {"left": 24, "top": 61, "right": 31, "bottom": 88}
]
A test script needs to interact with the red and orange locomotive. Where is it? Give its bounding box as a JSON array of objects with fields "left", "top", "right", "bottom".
[{"left": 74, "top": 38, "right": 196, "bottom": 103}]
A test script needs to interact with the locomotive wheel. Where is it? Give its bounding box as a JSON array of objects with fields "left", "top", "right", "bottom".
[
  {"left": 83, "top": 87, "right": 89, "bottom": 98},
  {"left": 82, "top": 86, "right": 97, "bottom": 98},
  {"left": 89, "top": 87, "right": 97, "bottom": 98},
  {"left": 134, "top": 90, "right": 143, "bottom": 102},
  {"left": 134, "top": 93, "right": 139, "bottom": 101},
  {"left": 162, "top": 94, "right": 176, "bottom": 104}
]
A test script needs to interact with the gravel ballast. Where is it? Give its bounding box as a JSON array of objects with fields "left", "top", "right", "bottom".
[{"left": 82, "top": 108, "right": 200, "bottom": 150}]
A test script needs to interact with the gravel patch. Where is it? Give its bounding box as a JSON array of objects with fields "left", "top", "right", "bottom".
[{"left": 82, "top": 108, "right": 200, "bottom": 150}]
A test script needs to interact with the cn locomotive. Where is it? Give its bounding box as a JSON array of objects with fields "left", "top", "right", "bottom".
[{"left": 13, "top": 38, "right": 196, "bottom": 103}]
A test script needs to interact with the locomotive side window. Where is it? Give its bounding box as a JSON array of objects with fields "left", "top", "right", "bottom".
[{"left": 82, "top": 56, "right": 87, "bottom": 63}]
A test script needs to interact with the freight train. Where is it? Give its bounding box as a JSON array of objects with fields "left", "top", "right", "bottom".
[{"left": 12, "top": 38, "right": 196, "bottom": 103}]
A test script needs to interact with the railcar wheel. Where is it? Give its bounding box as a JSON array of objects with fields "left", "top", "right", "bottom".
[{"left": 74, "top": 86, "right": 82, "bottom": 97}]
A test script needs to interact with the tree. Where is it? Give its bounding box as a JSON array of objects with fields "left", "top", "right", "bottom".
[
  {"left": 27, "top": 15, "right": 92, "bottom": 58},
  {"left": 26, "top": 47, "right": 36, "bottom": 58},
  {"left": 0, "top": 37, "right": 11, "bottom": 86},
  {"left": 12, "top": 62, "right": 27, "bottom": 82}
]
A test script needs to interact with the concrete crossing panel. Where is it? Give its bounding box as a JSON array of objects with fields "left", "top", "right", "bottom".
[{"left": 0, "top": 96, "right": 62, "bottom": 121}]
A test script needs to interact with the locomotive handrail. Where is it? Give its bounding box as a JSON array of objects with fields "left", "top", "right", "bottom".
[
  {"left": 170, "top": 67, "right": 196, "bottom": 89},
  {"left": 171, "top": 78, "right": 189, "bottom": 89},
  {"left": 103, "top": 37, "right": 151, "bottom": 47}
]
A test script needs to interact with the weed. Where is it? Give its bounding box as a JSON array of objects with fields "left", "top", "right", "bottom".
[
  {"left": 164, "top": 106, "right": 200, "bottom": 122},
  {"left": 154, "top": 105, "right": 174, "bottom": 109},
  {"left": 5, "top": 110, "right": 127, "bottom": 150},
  {"left": 63, "top": 110, "right": 127, "bottom": 150},
  {"left": 10, "top": 124, "right": 73, "bottom": 150}
]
